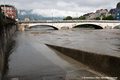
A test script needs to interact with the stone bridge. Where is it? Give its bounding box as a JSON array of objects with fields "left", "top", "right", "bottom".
[{"left": 18, "top": 20, "right": 120, "bottom": 31}]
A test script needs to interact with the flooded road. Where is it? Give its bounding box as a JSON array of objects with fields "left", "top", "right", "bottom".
[{"left": 5, "top": 26, "right": 120, "bottom": 80}]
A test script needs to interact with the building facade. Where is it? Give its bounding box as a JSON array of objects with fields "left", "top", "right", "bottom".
[
  {"left": 0, "top": 5, "right": 17, "bottom": 20},
  {"left": 96, "top": 9, "right": 109, "bottom": 17},
  {"left": 83, "top": 9, "right": 109, "bottom": 20},
  {"left": 115, "top": 2, "right": 120, "bottom": 20},
  {"left": 109, "top": 9, "right": 116, "bottom": 18}
]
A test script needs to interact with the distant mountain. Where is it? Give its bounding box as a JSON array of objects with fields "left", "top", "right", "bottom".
[{"left": 17, "top": 9, "right": 63, "bottom": 21}]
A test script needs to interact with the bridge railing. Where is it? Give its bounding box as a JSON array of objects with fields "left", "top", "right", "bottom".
[{"left": 18, "top": 20, "right": 120, "bottom": 23}]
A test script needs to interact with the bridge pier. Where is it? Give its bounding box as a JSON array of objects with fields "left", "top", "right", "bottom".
[{"left": 18, "top": 24, "right": 25, "bottom": 32}]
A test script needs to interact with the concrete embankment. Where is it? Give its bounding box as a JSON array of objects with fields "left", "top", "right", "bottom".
[
  {"left": 46, "top": 44, "right": 120, "bottom": 79},
  {"left": 0, "top": 21, "right": 16, "bottom": 80}
]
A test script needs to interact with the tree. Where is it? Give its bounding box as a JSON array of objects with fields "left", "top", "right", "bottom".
[
  {"left": 79, "top": 16, "right": 85, "bottom": 20},
  {"left": 95, "top": 17, "right": 100, "bottom": 20},
  {"left": 102, "top": 15, "right": 114, "bottom": 20},
  {"left": 63, "top": 16, "right": 72, "bottom": 20},
  {"left": 72, "top": 17, "right": 79, "bottom": 20}
]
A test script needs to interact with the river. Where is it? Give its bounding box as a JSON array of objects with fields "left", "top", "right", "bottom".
[{"left": 4, "top": 26, "right": 120, "bottom": 80}]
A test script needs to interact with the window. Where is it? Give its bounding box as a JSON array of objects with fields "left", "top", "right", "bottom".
[
  {"left": 10, "top": 8, "right": 12, "bottom": 10},
  {"left": 117, "top": 13, "right": 119, "bottom": 15},
  {"left": 1, "top": 7, "right": 4, "bottom": 9},
  {"left": 117, "top": 17, "right": 119, "bottom": 19}
]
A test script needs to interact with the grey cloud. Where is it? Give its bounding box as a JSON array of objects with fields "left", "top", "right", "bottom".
[
  {"left": 2, "top": 0, "right": 119, "bottom": 9},
  {"left": 2, "top": 0, "right": 119, "bottom": 8},
  {"left": 0, "top": 0, "right": 120, "bottom": 16}
]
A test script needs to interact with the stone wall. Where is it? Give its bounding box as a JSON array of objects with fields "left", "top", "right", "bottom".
[
  {"left": 0, "top": 19, "right": 16, "bottom": 79},
  {"left": 46, "top": 44, "right": 120, "bottom": 80}
]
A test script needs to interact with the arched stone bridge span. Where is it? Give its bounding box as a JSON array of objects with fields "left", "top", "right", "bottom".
[{"left": 18, "top": 20, "right": 120, "bottom": 31}]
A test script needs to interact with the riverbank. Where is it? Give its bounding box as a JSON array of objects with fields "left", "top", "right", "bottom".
[
  {"left": 5, "top": 31, "right": 105, "bottom": 80},
  {"left": 28, "top": 28, "right": 120, "bottom": 79},
  {"left": 5, "top": 28, "right": 120, "bottom": 80},
  {"left": 46, "top": 44, "right": 120, "bottom": 79}
]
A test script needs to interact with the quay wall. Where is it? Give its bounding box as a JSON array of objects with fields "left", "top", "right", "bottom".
[
  {"left": 46, "top": 44, "right": 120, "bottom": 79},
  {"left": 0, "top": 18, "right": 16, "bottom": 79}
]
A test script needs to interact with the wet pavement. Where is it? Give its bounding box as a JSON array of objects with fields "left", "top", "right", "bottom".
[{"left": 5, "top": 26, "right": 120, "bottom": 80}]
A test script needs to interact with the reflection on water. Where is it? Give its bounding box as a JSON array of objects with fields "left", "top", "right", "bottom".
[
  {"left": 74, "top": 24, "right": 103, "bottom": 29},
  {"left": 5, "top": 26, "right": 120, "bottom": 80},
  {"left": 72, "top": 28, "right": 96, "bottom": 31}
]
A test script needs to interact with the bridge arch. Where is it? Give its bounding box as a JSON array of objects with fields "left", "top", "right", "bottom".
[
  {"left": 73, "top": 24, "right": 103, "bottom": 29},
  {"left": 113, "top": 24, "right": 120, "bottom": 29},
  {"left": 28, "top": 24, "right": 59, "bottom": 30}
]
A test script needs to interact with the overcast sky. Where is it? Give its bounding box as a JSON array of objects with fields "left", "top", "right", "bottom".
[{"left": 0, "top": 0, "right": 120, "bottom": 17}]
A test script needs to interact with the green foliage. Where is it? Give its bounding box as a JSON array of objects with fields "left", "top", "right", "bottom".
[
  {"left": 95, "top": 17, "right": 100, "bottom": 20},
  {"left": 72, "top": 17, "right": 79, "bottom": 20},
  {"left": 79, "top": 16, "right": 85, "bottom": 20},
  {"left": 63, "top": 16, "right": 72, "bottom": 20},
  {"left": 95, "top": 15, "right": 114, "bottom": 20},
  {"left": 63, "top": 15, "right": 115, "bottom": 20},
  {"left": 63, "top": 15, "right": 86, "bottom": 20},
  {"left": 102, "top": 15, "right": 114, "bottom": 20}
]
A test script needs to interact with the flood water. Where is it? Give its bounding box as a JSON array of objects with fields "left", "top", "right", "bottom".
[{"left": 5, "top": 26, "right": 120, "bottom": 80}]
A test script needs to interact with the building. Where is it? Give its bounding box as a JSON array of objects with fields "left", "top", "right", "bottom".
[
  {"left": 24, "top": 17, "right": 30, "bottom": 21},
  {"left": 109, "top": 9, "right": 116, "bottom": 18},
  {"left": 84, "top": 13, "right": 96, "bottom": 20},
  {"left": 115, "top": 2, "right": 120, "bottom": 20},
  {"left": 83, "top": 9, "right": 109, "bottom": 20},
  {"left": 0, "top": 5, "right": 17, "bottom": 20},
  {"left": 95, "top": 9, "right": 109, "bottom": 17}
]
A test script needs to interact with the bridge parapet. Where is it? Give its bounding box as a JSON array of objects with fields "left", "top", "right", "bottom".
[
  {"left": 19, "top": 20, "right": 120, "bottom": 23},
  {"left": 18, "top": 20, "right": 120, "bottom": 31}
]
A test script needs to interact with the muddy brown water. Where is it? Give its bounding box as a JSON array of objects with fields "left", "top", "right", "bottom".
[{"left": 4, "top": 26, "right": 120, "bottom": 80}]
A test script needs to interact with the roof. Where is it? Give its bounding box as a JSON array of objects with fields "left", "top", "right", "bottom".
[{"left": 0, "top": 4, "right": 15, "bottom": 8}]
